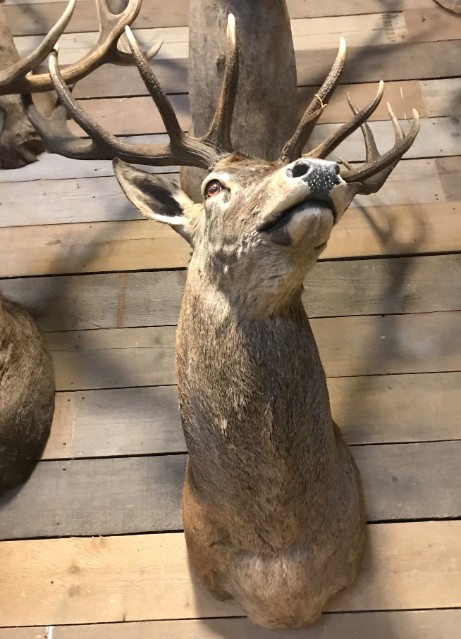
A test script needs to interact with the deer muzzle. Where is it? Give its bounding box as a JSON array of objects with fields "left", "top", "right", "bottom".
[{"left": 285, "top": 158, "right": 358, "bottom": 222}]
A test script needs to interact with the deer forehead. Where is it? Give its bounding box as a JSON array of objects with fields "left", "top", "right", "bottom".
[{"left": 205, "top": 155, "right": 281, "bottom": 190}]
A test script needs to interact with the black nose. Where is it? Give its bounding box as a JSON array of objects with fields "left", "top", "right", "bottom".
[{"left": 288, "top": 160, "right": 311, "bottom": 179}]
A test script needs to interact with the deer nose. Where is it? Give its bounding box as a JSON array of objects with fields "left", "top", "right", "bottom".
[
  {"left": 286, "top": 158, "right": 340, "bottom": 181},
  {"left": 286, "top": 159, "right": 312, "bottom": 179},
  {"left": 289, "top": 160, "right": 311, "bottom": 178},
  {"left": 284, "top": 158, "right": 341, "bottom": 206}
]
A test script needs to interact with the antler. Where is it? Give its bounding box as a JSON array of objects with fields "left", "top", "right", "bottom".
[
  {"left": 279, "top": 37, "right": 347, "bottom": 163},
  {"left": 339, "top": 99, "right": 420, "bottom": 194},
  {"left": 277, "top": 37, "right": 419, "bottom": 195},
  {"left": 306, "top": 81, "right": 385, "bottom": 160},
  {"left": 0, "top": 0, "right": 154, "bottom": 96},
  {"left": 27, "top": 15, "right": 240, "bottom": 169},
  {"left": 301, "top": 81, "right": 420, "bottom": 193}
]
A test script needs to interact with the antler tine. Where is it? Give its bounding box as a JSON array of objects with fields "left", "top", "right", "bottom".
[
  {"left": 345, "top": 91, "right": 381, "bottom": 162},
  {"left": 204, "top": 13, "right": 239, "bottom": 152},
  {"left": 123, "top": 26, "right": 218, "bottom": 166},
  {"left": 0, "top": 0, "right": 143, "bottom": 96},
  {"left": 279, "top": 37, "right": 347, "bottom": 163},
  {"left": 307, "top": 80, "right": 384, "bottom": 159},
  {"left": 124, "top": 27, "right": 183, "bottom": 143},
  {"left": 92, "top": 0, "right": 140, "bottom": 64},
  {"left": 341, "top": 103, "right": 420, "bottom": 194},
  {"left": 0, "top": 0, "right": 76, "bottom": 92}
]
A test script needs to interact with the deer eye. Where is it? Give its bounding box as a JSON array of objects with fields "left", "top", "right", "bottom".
[{"left": 205, "top": 179, "right": 223, "bottom": 198}]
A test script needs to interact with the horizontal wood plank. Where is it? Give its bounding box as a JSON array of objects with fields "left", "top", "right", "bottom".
[
  {"left": 0, "top": 138, "right": 177, "bottom": 183},
  {"left": 13, "top": 10, "right": 459, "bottom": 66},
  {"left": 421, "top": 78, "right": 461, "bottom": 118},
  {"left": 295, "top": 40, "right": 461, "bottom": 86},
  {"left": 15, "top": 14, "right": 409, "bottom": 65},
  {"left": 0, "top": 522, "right": 459, "bottom": 625},
  {"left": 2, "top": 609, "right": 459, "bottom": 639},
  {"left": 1, "top": 154, "right": 458, "bottom": 226},
  {"left": 2, "top": 255, "right": 461, "bottom": 333},
  {"left": 1, "top": 441, "right": 460, "bottom": 539},
  {"left": 5, "top": 40, "right": 457, "bottom": 100},
  {"left": 4, "top": 1, "right": 404, "bottom": 36},
  {"left": 64, "top": 80, "right": 427, "bottom": 138},
  {"left": 40, "top": 311, "right": 461, "bottom": 391},
  {"left": 42, "top": 370, "right": 461, "bottom": 460},
  {"left": 405, "top": 2, "right": 461, "bottom": 43},
  {"left": 2, "top": 196, "right": 460, "bottom": 277}
]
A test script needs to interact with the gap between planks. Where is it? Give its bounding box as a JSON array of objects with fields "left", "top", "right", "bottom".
[
  {"left": 0, "top": 441, "right": 460, "bottom": 539},
  {"left": 4, "top": 0, "right": 405, "bottom": 35},
  {"left": 24, "top": 310, "right": 461, "bottom": 391},
  {"left": 41, "top": 370, "right": 461, "bottom": 460},
  {"left": 1, "top": 609, "right": 461, "bottom": 639},
  {"left": 1, "top": 254, "right": 460, "bottom": 331},
  {"left": 0, "top": 522, "right": 460, "bottom": 626}
]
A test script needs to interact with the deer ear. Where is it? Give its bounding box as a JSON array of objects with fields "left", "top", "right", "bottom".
[{"left": 113, "top": 158, "right": 203, "bottom": 245}]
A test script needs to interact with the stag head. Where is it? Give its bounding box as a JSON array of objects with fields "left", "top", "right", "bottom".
[{"left": 0, "top": 3, "right": 419, "bottom": 310}]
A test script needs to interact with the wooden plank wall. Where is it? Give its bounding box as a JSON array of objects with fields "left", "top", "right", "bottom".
[{"left": 0, "top": 0, "right": 460, "bottom": 637}]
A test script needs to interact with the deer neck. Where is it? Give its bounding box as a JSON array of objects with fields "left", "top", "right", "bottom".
[{"left": 177, "top": 261, "right": 337, "bottom": 512}]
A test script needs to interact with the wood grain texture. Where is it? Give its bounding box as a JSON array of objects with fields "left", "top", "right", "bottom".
[
  {"left": 41, "top": 370, "right": 461, "bottom": 460},
  {"left": 40, "top": 310, "right": 461, "bottom": 391},
  {"left": 1, "top": 441, "right": 460, "bottom": 540},
  {"left": 3, "top": 254, "right": 461, "bottom": 333},
  {"left": 2, "top": 610, "right": 458, "bottom": 639},
  {"left": 4, "top": 1, "right": 404, "bottom": 35},
  {"left": 0, "top": 522, "right": 459, "bottom": 626},
  {"left": 421, "top": 78, "right": 461, "bottom": 118},
  {"left": 0, "top": 138, "right": 177, "bottom": 183},
  {"left": 2, "top": 199, "right": 460, "bottom": 278},
  {"left": 296, "top": 41, "right": 461, "bottom": 87},
  {"left": 1, "top": 115, "right": 458, "bottom": 187},
  {"left": 4, "top": 40, "right": 457, "bottom": 100},
  {"left": 13, "top": 11, "right": 458, "bottom": 64},
  {"left": 405, "top": 2, "right": 461, "bottom": 43},
  {"left": 14, "top": 14, "right": 408, "bottom": 60}
]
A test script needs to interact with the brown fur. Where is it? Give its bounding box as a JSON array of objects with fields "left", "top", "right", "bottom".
[
  {"left": 0, "top": 293, "right": 54, "bottom": 493},
  {"left": 0, "top": 8, "right": 42, "bottom": 169},
  {"left": 114, "top": 153, "right": 366, "bottom": 629}
]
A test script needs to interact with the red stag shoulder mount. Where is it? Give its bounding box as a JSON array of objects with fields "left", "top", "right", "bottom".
[{"left": 0, "top": 1, "right": 419, "bottom": 629}]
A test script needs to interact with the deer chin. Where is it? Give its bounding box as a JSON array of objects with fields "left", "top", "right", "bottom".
[{"left": 258, "top": 199, "right": 334, "bottom": 247}]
